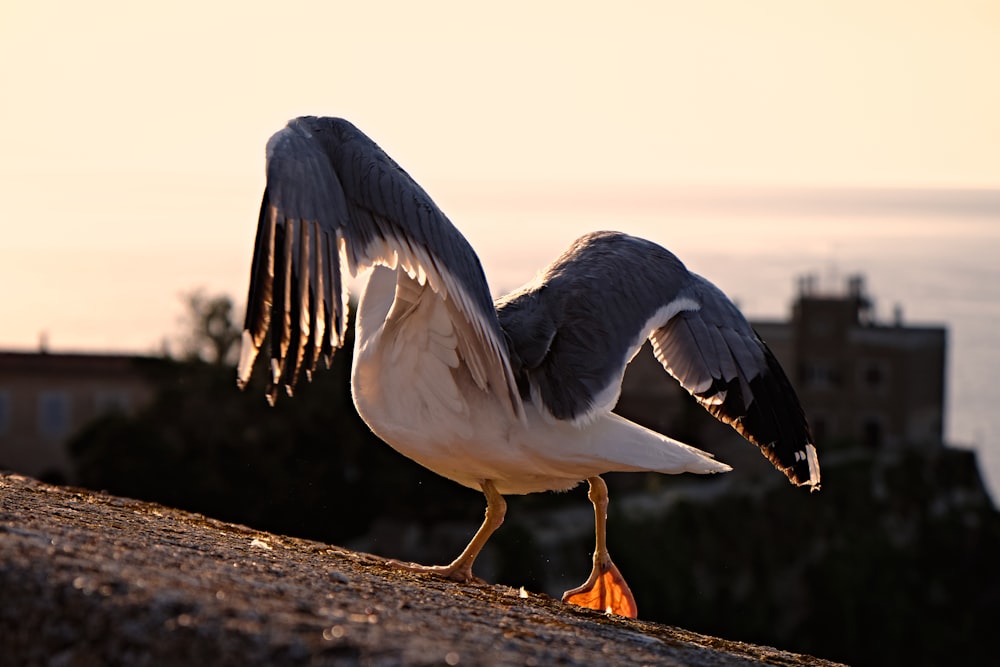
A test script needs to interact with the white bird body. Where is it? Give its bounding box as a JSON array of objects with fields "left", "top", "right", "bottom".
[
  {"left": 351, "top": 266, "right": 730, "bottom": 495},
  {"left": 238, "top": 116, "right": 820, "bottom": 617}
]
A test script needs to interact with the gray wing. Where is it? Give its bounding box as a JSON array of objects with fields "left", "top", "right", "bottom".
[
  {"left": 496, "top": 231, "right": 820, "bottom": 489},
  {"left": 239, "top": 116, "right": 520, "bottom": 415}
]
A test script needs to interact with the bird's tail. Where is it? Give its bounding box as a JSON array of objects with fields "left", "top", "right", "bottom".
[{"left": 574, "top": 413, "right": 731, "bottom": 476}]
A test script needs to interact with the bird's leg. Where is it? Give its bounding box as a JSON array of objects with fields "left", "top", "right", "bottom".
[
  {"left": 387, "top": 479, "right": 505, "bottom": 583},
  {"left": 562, "top": 476, "right": 638, "bottom": 618}
]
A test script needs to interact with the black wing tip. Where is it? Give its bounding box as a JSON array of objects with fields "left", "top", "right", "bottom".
[
  {"left": 700, "top": 362, "right": 821, "bottom": 491},
  {"left": 794, "top": 442, "right": 822, "bottom": 491},
  {"left": 749, "top": 346, "right": 822, "bottom": 490},
  {"left": 726, "top": 416, "right": 821, "bottom": 491},
  {"left": 773, "top": 442, "right": 822, "bottom": 491}
]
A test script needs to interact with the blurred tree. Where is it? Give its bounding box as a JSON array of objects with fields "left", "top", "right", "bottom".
[
  {"left": 178, "top": 290, "right": 241, "bottom": 365},
  {"left": 69, "top": 306, "right": 484, "bottom": 546}
]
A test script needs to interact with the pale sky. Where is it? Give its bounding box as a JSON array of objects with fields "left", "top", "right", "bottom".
[{"left": 1, "top": 0, "right": 999, "bottom": 352}]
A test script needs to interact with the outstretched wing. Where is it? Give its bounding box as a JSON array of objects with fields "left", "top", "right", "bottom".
[
  {"left": 496, "top": 231, "right": 819, "bottom": 489},
  {"left": 239, "top": 116, "right": 521, "bottom": 416}
]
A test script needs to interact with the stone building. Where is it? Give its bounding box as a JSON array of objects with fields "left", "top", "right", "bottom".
[
  {"left": 0, "top": 351, "right": 157, "bottom": 481},
  {"left": 618, "top": 274, "right": 948, "bottom": 462},
  {"left": 753, "top": 274, "right": 946, "bottom": 451}
]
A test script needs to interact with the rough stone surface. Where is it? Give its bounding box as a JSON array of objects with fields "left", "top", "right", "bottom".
[{"left": 0, "top": 472, "right": 844, "bottom": 666}]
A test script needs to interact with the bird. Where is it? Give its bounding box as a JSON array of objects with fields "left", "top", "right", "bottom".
[{"left": 237, "top": 116, "right": 821, "bottom": 619}]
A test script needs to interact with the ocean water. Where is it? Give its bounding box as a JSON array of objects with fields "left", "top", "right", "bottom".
[{"left": 457, "top": 199, "right": 1000, "bottom": 503}]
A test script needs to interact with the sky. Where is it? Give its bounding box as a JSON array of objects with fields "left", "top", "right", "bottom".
[{"left": 1, "top": 0, "right": 999, "bottom": 352}]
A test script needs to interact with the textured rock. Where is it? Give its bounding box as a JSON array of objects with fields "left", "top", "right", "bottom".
[{"left": 0, "top": 472, "right": 843, "bottom": 666}]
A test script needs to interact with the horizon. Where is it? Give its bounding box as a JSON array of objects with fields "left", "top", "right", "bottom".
[{"left": 0, "top": 183, "right": 995, "bottom": 355}]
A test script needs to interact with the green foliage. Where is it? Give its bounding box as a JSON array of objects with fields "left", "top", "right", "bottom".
[
  {"left": 68, "top": 348, "right": 483, "bottom": 546},
  {"left": 610, "top": 449, "right": 1000, "bottom": 666}
]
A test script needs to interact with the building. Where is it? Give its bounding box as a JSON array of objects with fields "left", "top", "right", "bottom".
[
  {"left": 0, "top": 351, "right": 157, "bottom": 481},
  {"left": 618, "top": 274, "right": 948, "bottom": 470},
  {"left": 753, "top": 274, "right": 946, "bottom": 451}
]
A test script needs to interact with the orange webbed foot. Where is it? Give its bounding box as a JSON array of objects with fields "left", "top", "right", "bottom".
[{"left": 562, "top": 558, "right": 638, "bottom": 619}]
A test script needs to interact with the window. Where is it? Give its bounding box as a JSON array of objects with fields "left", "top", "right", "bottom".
[
  {"left": 810, "top": 415, "right": 828, "bottom": 445},
  {"left": 38, "top": 392, "right": 72, "bottom": 438},
  {"left": 858, "top": 360, "right": 890, "bottom": 394},
  {"left": 800, "top": 360, "right": 840, "bottom": 390},
  {"left": 861, "top": 417, "right": 884, "bottom": 449},
  {"left": 0, "top": 390, "right": 10, "bottom": 436},
  {"left": 95, "top": 391, "right": 130, "bottom": 416}
]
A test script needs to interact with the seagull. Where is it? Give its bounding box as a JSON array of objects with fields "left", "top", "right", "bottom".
[{"left": 237, "top": 117, "right": 821, "bottom": 619}]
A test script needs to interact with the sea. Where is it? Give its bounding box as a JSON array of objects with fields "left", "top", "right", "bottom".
[{"left": 452, "top": 187, "right": 1000, "bottom": 504}]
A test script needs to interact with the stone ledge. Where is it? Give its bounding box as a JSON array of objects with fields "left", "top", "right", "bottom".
[{"left": 0, "top": 472, "right": 843, "bottom": 666}]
